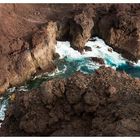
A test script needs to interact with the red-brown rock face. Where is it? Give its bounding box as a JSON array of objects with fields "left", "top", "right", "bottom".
[
  {"left": 95, "top": 4, "right": 140, "bottom": 61},
  {"left": 1, "top": 4, "right": 140, "bottom": 136},
  {"left": 0, "top": 4, "right": 96, "bottom": 93},
  {"left": 0, "top": 20, "right": 57, "bottom": 94},
  {"left": 1, "top": 67, "right": 140, "bottom": 136},
  {"left": 0, "top": 4, "right": 140, "bottom": 93},
  {"left": 70, "top": 9, "right": 94, "bottom": 52}
]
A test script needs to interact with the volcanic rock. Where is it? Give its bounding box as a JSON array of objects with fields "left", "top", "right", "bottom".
[
  {"left": 0, "top": 21, "right": 58, "bottom": 93},
  {"left": 31, "top": 21, "right": 57, "bottom": 71},
  {"left": 70, "top": 9, "right": 94, "bottom": 51},
  {"left": 90, "top": 57, "right": 105, "bottom": 65},
  {"left": 84, "top": 46, "right": 92, "bottom": 51},
  {"left": 95, "top": 4, "right": 140, "bottom": 61},
  {"left": 0, "top": 4, "right": 140, "bottom": 93},
  {"left": 108, "top": 48, "right": 113, "bottom": 52},
  {"left": 1, "top": 67, "right": 140, "bottom": 136}
]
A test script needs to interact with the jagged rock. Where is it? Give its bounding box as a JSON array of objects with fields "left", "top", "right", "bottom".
[
  {"left": 90, "top": 57, "right": 105, "bottom": 65},
  {"left": 1, "top": 67, "right": 140, "bottom": 136},
  {"left": 95, "top": 4, "right": 140, "bottom": 61},
  {"left": 70, "top": 10, "right": 94, "bottom": 52},
  {"left": 31, "top": 21, "right": 57, "bottom": 71},
  {"left": 0, "top": 4, "right": 140, "bottom": 93},
  {"left": 84, "top": 46, "right": 92, "bottom": 51},
  {"left": 0, "top": 4, "right": 140, "bottom": 136},
  {"left": 0, "top": 21, "right": 57, "bottom": 93}
]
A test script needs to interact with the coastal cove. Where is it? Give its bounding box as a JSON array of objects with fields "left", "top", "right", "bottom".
[{"left": 0, "top": 37, "right": 140, "bottom": 126}]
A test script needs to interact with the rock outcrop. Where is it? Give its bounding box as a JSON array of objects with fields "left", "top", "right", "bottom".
[
  {"left": 1, "top": 67, "right": 140, "bottom": 136},
  {"left": 1, "top": 4, "right": 140, "bottom": 137},
  {"left": 94, "top": 4, "right": 140, "bottom": 61},
  {"left": 90, "top": 57, "right": 105, "bottom": 65},
  {"left": 0, "top": 21, "right": 57, "bottom": 94},
  {"left": 69, "top": 9, "right": 94, "bottom": 52},
  {"left": 0, "top": 4, "right": 140, "bottom": 93},
  {"left": 0, "top": 4, "right": 96, "bottom": 93}
]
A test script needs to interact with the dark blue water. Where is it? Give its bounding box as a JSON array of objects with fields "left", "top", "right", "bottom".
[{"left": 117, "top": 63, "right": 140, "bottom": 78}]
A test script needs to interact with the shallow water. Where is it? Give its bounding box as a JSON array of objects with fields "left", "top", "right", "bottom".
[{"left": 0, "top": 37, "right": 140, "bottom": 124}]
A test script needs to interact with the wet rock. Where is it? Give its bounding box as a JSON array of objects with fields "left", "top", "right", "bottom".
[
  {"left": 53, "top": 53, "right": 60, "bottom": 60},
  {"left": 108, "top": 48, "right": 113, "bottom": 52},
  {"left": 90, "top": 57, "right": 105, "bottom": 65},
  {"left": 89, "top": 38, "right": 97, "bottom": 41},
  {"left": 96, "top": 46, "right": 101, "bottom": 48},
  {"left": 126, "top": 61, "right": 134, "bottom": 66},
  {"left": 84, "top": 46, "right": 92, "bottom": 52}
]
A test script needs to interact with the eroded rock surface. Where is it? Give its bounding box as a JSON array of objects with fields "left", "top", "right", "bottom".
[
  {"left": 70, "top": 9, "right": 94, "bottom": 52},
  {"left": 0, "top": 21, "right": 57, "bottom": 94},
  {"left": 1, "top": 4, "right": 140, "bottom": 136},
  {"left": 1, "top": 67, "right": 140, "bottom": 136},
  {"left": 0, "top": 4, "right": 96, "bottom": 93},
  {"left": 94, "top": 4, "right": 140, "bottom": 61},
  {"left": 0, "top": 4, "right": 140, "bottom": 92}
]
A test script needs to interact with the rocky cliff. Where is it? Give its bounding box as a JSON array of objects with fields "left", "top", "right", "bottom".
[
  {"left": 0, "top": 4, "right": 140, "bottom": 93},
  {"left": 0, "top": 4, "right": 140, "bottom": 136}
]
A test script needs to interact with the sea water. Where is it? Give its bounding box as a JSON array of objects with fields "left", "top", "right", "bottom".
[
  {"left": 0, "top": 37, "right": 140, "bottom": 125},
  {"left": 55, "top": 37, "right": 140, "bottom": 77}
]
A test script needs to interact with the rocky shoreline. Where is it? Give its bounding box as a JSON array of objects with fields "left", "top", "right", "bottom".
[
  {"left": 0, "top": 4, "right": 140, "bottom": 136},
  {"left": 0, "top": 4, "right": 140, "bottom": 93},
  {"left": 1, "top": 67, "right": 140, "bottom": 136}
]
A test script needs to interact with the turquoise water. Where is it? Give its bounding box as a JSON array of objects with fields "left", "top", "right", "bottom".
[
  {"left": 22, "top": 37, "right": 140, "bottom": 90},
  {"left": 117, "top": 63, "right": 140, "bottom": 78},
  {"left": 27, "top": 58, "right": 96, "bottom": 89},
  {"left": 0, "top": 37, "right": 140, "bottom": 124}
]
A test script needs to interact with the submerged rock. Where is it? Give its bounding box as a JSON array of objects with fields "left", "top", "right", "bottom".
[
  {"left": 1, "top": 67, "right": 140, "bottom": 136},
  {"left": 108, "top": 48, "right": 113, "bottom": 52},
  {"left": 84, "top": 46, "right": 92, "bottom": 52},
  {"left": 90, "top": 57, "right": 105, "bottom": 65}
]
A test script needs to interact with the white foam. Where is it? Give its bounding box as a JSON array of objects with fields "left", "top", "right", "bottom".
[
  {"left": 85, "top": 37, "right": 127, "bottom": 68},
  {"left": 55, "top": 37, "right": 140, "bottom": 75},
  {"left": 17, "top": 86, "right": 29, "bottom": 92},
  {"left": 55, "top": 37, "right": 128, "bottom": 71},
  {"left": 56, "top": 41, "right": 82, "bottom": 60},
  {"left": 7, "top": 87, "right": 16, "bottom": 93},
  {"left": 0, "top": 97, "right": 9, "bottom": 127}
]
